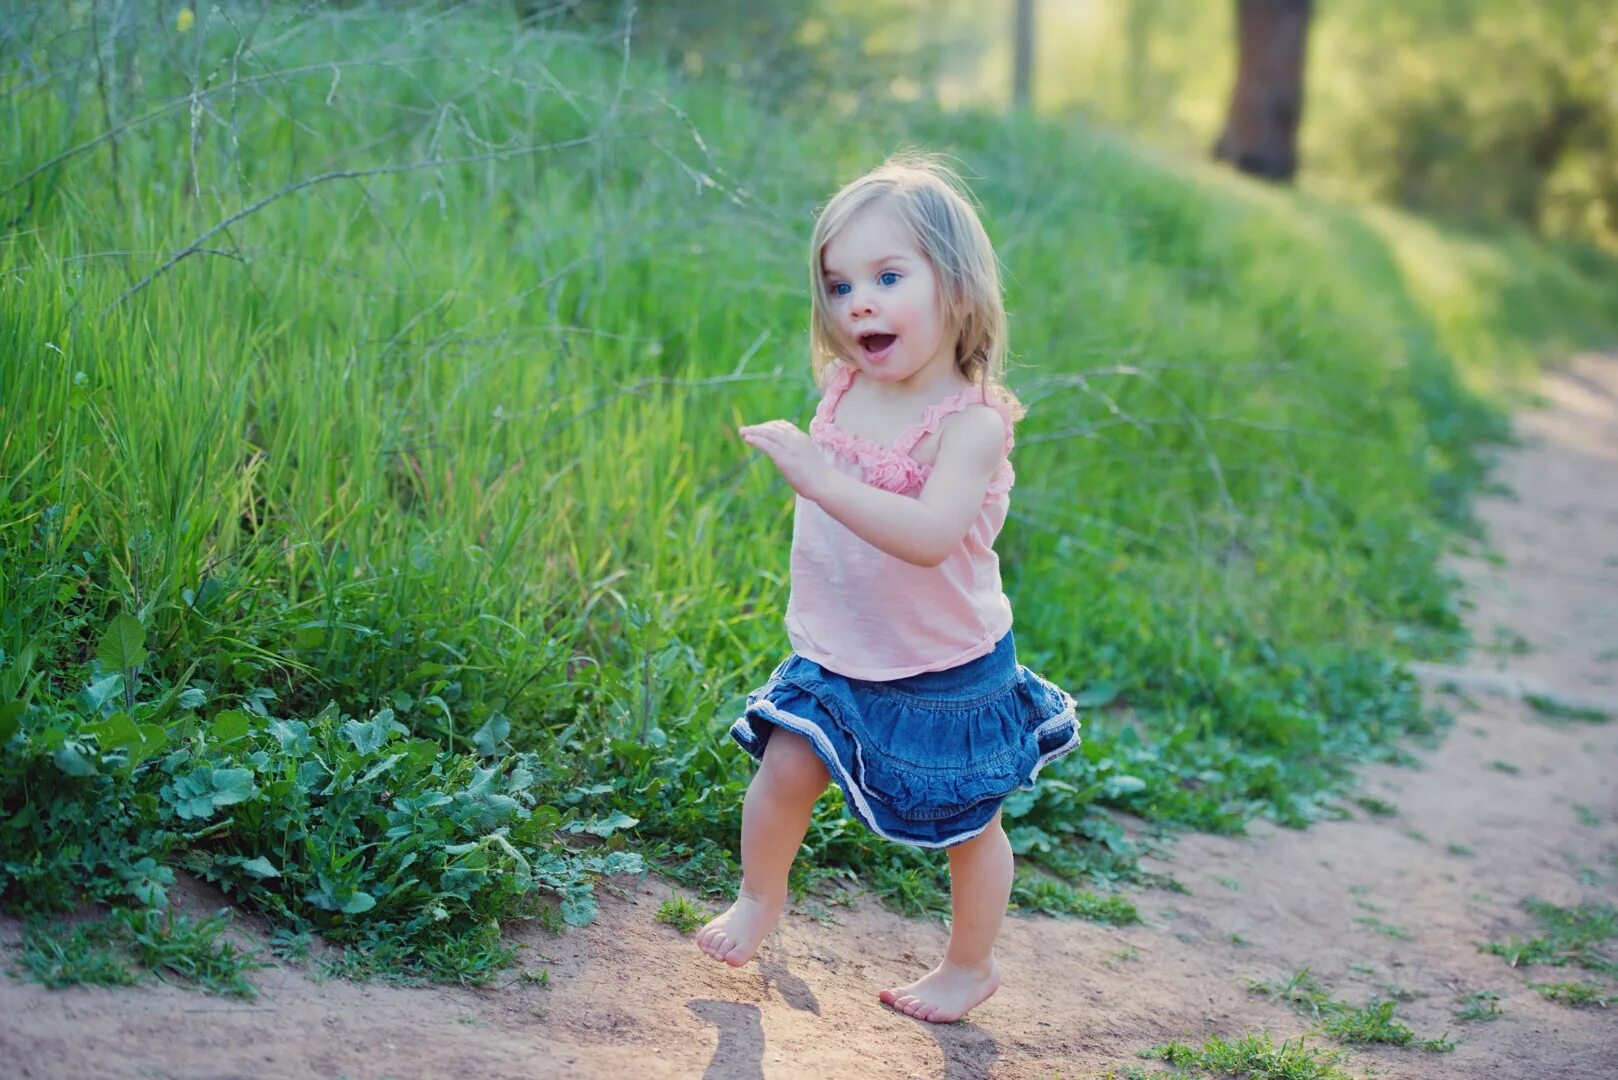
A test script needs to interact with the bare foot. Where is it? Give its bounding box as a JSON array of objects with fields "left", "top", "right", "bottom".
[
  {"left": 878, "top": 955, "right": 1001, "bottom": 1023},
  {"left": 694, "top": 893, "right": 781, "bottom": 967}
]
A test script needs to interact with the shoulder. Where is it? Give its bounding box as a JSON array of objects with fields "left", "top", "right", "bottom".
[{"left": 935, "top": 402, "right": 1010, "bottom": 463}]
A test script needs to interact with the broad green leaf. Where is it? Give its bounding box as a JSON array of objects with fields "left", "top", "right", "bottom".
[
  {"left": 80, "top": 672, "right": 123, "bottom": 713},
  {"left": 1072, "top": 681, "right": 1119, "bottom": 708},
  {"left": 560, "top": 890, "right": 598, "bottom": 927},
  {"left": 85, "top": 712, "right": 143, "bottom": 749},
  {"left": 210, "top": 767, "right": 256, "bottom": 807},
  {"left": 566, "top": 810, "right": 639, "bottom": 837},
  {"left": 52, "top": 743, "right": 98, "bottom": 777},
  {"left": 97, "top": 613, "right": 147, "bottom": 672},
  {"left": 0, "top": 699, "right": 25, "bottom": 743},
  {"left": 359, "top": 752, "right": 405, "bottom": 784},
  {"left": 120, "top": 724, "right": 169, "bottom": 775},
  {"left": 208, "top": 709, "right": 252, "bottom": 745},
  {"left": 1102, "top": 775, "right": 1147, "bottom": 798},
  {"left": 239, "top": 856, "right": 280, "bottom": 879},
  {"left": 342, "top": 709, "right": 406, "bottom": 754},
  {"left": 269, "top": 718, "right": 311, "bottom": 755},
  {"left": 471, "top": 713, "right": 510, "bottom": 757},
  {"left": 338, "top": 890, "right": 376, "bottom": 914}
]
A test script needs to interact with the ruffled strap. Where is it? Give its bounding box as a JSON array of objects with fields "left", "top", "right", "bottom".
[
  {"left": 812, "top": 363, "right": 857, "bottom": 426},
  {"left": 893, "top": 383, "right": 1017, "bottom": 458}
]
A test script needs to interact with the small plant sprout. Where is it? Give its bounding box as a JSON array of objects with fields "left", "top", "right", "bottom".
[
  {"left": 654, "top": 897, "right": 711, "bottom": 934},
  {"left": 1454, "top": 989, "right": 1502, "bottom": 1021}
]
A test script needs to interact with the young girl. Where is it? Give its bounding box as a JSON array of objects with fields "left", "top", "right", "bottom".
[{"left": 697, "top": 152, "right": 1081, "bottom": 1024}]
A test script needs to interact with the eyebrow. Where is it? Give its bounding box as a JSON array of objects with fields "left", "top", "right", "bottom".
[{"left": 821, "top": 253, "right": 913, "bottom": 278}]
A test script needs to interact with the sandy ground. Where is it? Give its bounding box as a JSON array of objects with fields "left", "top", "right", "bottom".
[{"left": 3, "top": 353, "right": 1616, "bottom": 1080}]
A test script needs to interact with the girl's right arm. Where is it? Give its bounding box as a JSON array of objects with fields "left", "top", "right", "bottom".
[{"left": 740, "top": 405, "right": 1007, "bottom": 567}]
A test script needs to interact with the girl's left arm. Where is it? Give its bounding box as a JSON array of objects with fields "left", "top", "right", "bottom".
[{"left": 739, "top": 405, "right": 1006, "bottom": 567}]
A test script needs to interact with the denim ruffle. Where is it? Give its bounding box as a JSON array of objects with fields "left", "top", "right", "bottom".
[{"left": 729, "top": 631, "right": 1080, "bottom": 848}]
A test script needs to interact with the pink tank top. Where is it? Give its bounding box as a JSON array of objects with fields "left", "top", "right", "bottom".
[{"left": 785, "top": 363, "right": 1017, "bottom": 681}]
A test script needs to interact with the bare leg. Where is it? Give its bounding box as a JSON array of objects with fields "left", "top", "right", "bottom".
[
  {"left": 879, "top": 810, "right": 1011, "bottom": 1022},
  {"left": 696, "top": 727, "right": 829, "bottom": 967}
]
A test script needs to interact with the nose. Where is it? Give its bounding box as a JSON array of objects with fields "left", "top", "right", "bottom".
[{"left": 846, "top": 284, "right": 877, "bottom": 320}]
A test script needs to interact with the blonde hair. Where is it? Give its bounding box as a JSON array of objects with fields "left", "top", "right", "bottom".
[{"left": 808, "top": 151, "right": 1024, "bottom": 419}]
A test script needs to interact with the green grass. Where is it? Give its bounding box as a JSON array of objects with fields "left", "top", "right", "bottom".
[
  {"left": 1012, "top": 872, "right": 1142, "bottom": 925},
  {"left": 1137, "top": 1032, "right": 1356, "bottom": 1079},
  {"left": 1481, "top": 898, "right": 1618, "bottom": 977},
  {"left": 15, "top": 907, "right": 266, "bottom": 997},
  {"left": 1352, "top": 796, "right": 1397, "bottom": 817},
  {"left": 1524, "top": 694, "right": 1612, "bottom": 725},
  {"left": 654, "top": 896, "right": 711, "bottom": 934},
  {"left": 3, "top": 2, "right": 1617, "bottom": 982},
  {"left": 1354, "top": 916, "right": 1412, "bottom": 940},
  {"left": 1249, "top": 967, "right": 1454, "bottom": 1052},
  {"left": 1529, "top": 981, "right": 1617, "bottom": 1008},
  {"left": 1453, "top": 989, "right": 1503, "bottom": 1021}
]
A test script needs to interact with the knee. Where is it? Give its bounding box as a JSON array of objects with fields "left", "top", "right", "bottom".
[{"left": 759, "top": 728, "right": 831, "bottom": 800}]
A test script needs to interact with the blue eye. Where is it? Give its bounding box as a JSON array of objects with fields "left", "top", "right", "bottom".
[
  {"left": 878, "top": 270, "right": 900, "bottom": 286},
  {"left": 831, "top": 282, "right": 851, "bottom": 296}
]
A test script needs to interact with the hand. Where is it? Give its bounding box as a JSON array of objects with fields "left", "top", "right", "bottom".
[{"left": 739, "top": 419, "right": 828, "bottom": 500}]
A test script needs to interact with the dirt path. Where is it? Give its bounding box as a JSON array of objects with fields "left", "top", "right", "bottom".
[{"left": 4, "top": 355, "right": 1617, "bottom": 1080}]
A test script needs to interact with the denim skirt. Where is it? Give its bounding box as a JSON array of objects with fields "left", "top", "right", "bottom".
[{"left": 728, "top": 630, "right": 1081, "bottom": 848}]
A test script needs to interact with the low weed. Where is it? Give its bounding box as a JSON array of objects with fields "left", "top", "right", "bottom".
[
  {"left": 654, "top": 896, "right": 711, "bottom": 934},
  {"left": 1528, "top": 980, "right": 1616, "bottom": 1007},
  {"left": 1446, "top": 842, "right": 1476, "bottom": 856},
  {"left": 1486, "top": 627, "right": 1533, "bottom": 657},
  {"left": 1104, "top": 945, "right": 1142, "bottom": 968},
  {"left": 0, "top": 613, "right": 644, "bottom": 985},
  {"left": 1573, "top": 804, "right": 1601, "bottom": 827},
  {"left": 1139, "top": 1031, "right": 1355, "bottom": 1079},
  {"left": 1353, "top": 796, "right": 1397, "bottom": 817},
  {"left": 1481, "top": 898, "right": 1618, "bottom": 977},
  {"left": 1250, "top": 967, "right": 1453, "bottom": 1053},
  {"left": 1012, "top": 872, "right": 1142, "bottom": 925},
  {"left": 1354, "top": 916, "right": 1412, "bottom": 940},
  {"left": 1524, "top": 694, "right": 1611, "bottom": 725},
  {"left": 1453, "top": 989, "right": 1503, "bottom": 1021},
  {"left": 1487, "top": 759, "right": 1522, "bottom": 775},
  {"left": 17, "top": 907, "right": 265, "bottom": 997},
  {"left": 1319, "top": 999, "right": 1417, "bottom": 1045}
]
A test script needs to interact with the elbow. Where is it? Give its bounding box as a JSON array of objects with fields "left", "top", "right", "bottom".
[
  {"left": 906, "top": 527, "right": 968, "bottom": 568},
  {"left": 905, "top": 545, "right": 952, "bottom": 569}
]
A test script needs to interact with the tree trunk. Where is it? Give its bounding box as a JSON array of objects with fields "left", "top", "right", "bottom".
[
  {"left": 1012, "top": 0, "right": 1035, "bottom": 111},
  {"left": 1214, "top": 0, "right": 1312, "bottom": 182}
]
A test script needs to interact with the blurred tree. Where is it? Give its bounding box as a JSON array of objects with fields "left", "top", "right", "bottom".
[
  {"left": 1012, "top": 0, "right": 1035, "bottom": 110},
  {"left": 516, "top": 0, "right": 926, "bottom": 107},
  {"left": 1214, "top": 0, "right": 1312, "bottom": 182}
]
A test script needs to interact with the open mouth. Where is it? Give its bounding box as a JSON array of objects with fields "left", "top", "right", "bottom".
[{"left": 858, "top": 332, "right": 897, "bottom": 357}]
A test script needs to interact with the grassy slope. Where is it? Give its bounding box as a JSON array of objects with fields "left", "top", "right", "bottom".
[{"left": 3, "top": 5, "right": 1616, "bottom": 980}]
